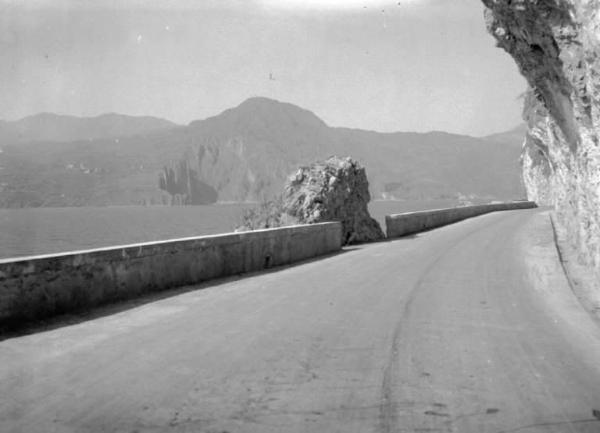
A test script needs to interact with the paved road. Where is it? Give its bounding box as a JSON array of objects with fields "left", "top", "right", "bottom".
[{"left": 2, "top": 209, "right": 600, "bottom": 433}]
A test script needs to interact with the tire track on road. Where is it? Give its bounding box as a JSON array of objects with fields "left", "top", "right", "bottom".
[{"left": 377, "top": 213, "right": 523, "bottom": 433}]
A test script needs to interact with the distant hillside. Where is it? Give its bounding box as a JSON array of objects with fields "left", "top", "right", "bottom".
[
  {"left": 0, "top": 97, "right": 527, "bottom": 207},
  {"left": 483, "top": 124, "right": 527, "bottom": 145},
  {"left": 0, "top": 113, "right": 178, "bottom": 143}
]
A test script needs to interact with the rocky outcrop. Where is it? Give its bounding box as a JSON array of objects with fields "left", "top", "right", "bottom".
[
  {"left": 520, "top": 89, "right": 554, "bottom": 205},
  {"left": 282, "top": 156, "right": 384, "bottom": 244},
  {"left": 158, "top": 159, "right": 218, "bottom": 205},
  {"left": 483, "top": 0, "right": 600, "bottom": 278}
]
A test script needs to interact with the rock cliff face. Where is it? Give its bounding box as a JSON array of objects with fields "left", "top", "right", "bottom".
[
  {"left": 282, "top": 156, "right": 384, "bottom": 245},
  {"left": 158, "top": 159, "right": 218, "bottom": 205},
  {"left": 520, "top": 89, "right": 554, "bottom": 205},
  {"left": 483, "top": 0, "right": 600, "bottom": 277}
]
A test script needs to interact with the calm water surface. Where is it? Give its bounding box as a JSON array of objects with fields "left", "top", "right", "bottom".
[{"left": 0, "top": 200, "right": 457, "bottom": 259}]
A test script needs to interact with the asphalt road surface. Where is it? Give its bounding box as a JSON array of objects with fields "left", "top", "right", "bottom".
[{"left": 2, "top": 208, "right": 600, "bottom": 433}]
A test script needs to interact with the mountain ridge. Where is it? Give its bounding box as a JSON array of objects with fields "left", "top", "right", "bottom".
[
  {"left": 0, "top": 112, "right": 179, "bottom": 143},
  {"left": 0, "top": 97, "right": 527, "bottom": 207}
]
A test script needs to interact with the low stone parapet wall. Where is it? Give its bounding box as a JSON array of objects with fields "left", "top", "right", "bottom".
[
  {"left": 385, "top": 201, "right": 538, "bottom": 239},
  {"left": 0, "top": 222, "right": 342, "bottom": 325}
]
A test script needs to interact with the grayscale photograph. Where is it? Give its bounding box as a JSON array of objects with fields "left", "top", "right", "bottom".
[{"left": 1, "top": 0, "right": 600, "bottom": 431}]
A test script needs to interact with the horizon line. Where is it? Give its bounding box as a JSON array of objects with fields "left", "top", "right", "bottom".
[{"left": 1, "top": 96, "right": 524, "bottom": 138}]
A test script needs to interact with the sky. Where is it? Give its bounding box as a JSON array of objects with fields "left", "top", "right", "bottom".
[{"left": 0, "top": 0, "right": 527, "bottom": 136}]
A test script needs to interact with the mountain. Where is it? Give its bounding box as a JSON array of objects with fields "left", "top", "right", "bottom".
[
  {"left": 0, "top": 112, "right": 178, "bottom": 143},
  {"left": 483, "top": 124, "right": 527, "bottom": 145},
  {"left": 0, "top": 97, "right": 527, "bottom": 207}
]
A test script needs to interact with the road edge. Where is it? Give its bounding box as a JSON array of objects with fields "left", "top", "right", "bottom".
[
  {"left": 519, "top": 211, "right": 600, "bottom": 366},
  {"left": 549, "top": 212, "right": 600, "bottom": 325}
]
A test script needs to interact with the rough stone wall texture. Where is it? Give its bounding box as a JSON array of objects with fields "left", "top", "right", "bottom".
[
  {"left": 520, "top": 90, "right": 555, "bottom": 205},
  {"left": 483, "top": 0, "right": 600, "bottom": 278},
  {"left": 0, "top": 223, "right": 342, "bottom": 325},
  {"left": 282, "top": 156, "right": 384, "bottom": 245}
]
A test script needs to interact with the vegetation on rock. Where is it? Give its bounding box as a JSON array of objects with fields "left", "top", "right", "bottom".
[{"left": 236, "top": 196, "right": 289, "bottom": 231}]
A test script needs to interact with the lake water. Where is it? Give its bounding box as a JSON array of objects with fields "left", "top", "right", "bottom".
[{"left": 0, "top": 200, "right": 458, "bottom": 259}]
